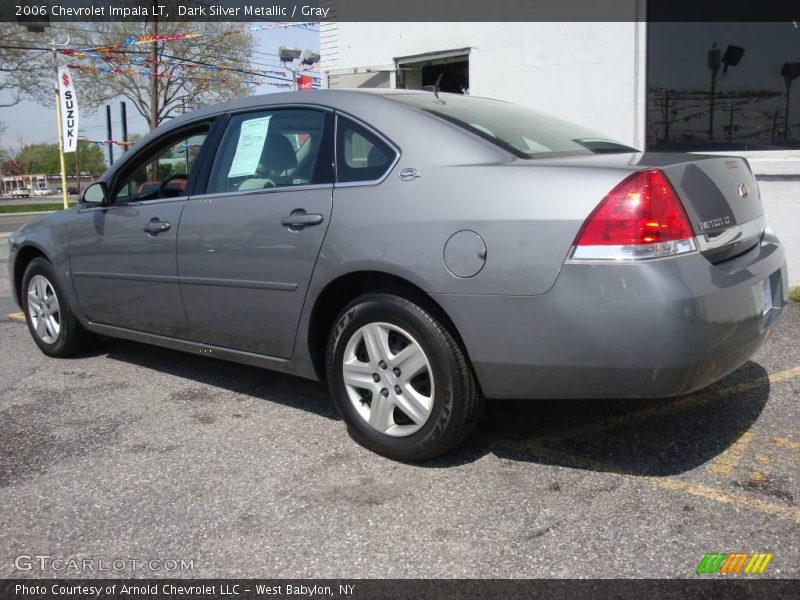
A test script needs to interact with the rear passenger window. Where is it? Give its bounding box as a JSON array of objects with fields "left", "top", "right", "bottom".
[
  {"left": 336, "top": 117, "right": 396, "bottom": 183},
  {"left": 207, "top": 108, "right": 331, "bottom": 194}
]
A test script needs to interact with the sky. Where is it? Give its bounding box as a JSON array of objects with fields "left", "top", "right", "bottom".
[{"left": 0, "top": 23, "right": 320, "bottom": 158}]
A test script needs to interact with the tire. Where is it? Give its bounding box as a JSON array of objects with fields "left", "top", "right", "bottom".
[
  {"left": 326, "top": 293, "right": 484, "bottom": 462},
  {"left": 21, "top": 257, "right": 91, "bottom": 357}
]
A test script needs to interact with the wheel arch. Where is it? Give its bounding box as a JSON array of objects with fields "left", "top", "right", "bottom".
[
  {"left": 12, "top": 244, "right": 51, "bottom": 306},
  {"left": 307, "top": 270, "right": 473, "bottom": 383}
]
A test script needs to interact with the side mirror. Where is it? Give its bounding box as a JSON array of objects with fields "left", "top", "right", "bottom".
[{"left": 81, "top": 181, "right": 109, "bottom": 205}]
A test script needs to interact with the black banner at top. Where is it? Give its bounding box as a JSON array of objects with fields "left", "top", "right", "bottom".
[{"left": 2, "top": 0, "right": 800, "bottom": 23}]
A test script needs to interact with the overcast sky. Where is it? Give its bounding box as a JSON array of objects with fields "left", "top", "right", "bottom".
[{"left": 0, "top": 24, "right": 319, "bottom": 157}]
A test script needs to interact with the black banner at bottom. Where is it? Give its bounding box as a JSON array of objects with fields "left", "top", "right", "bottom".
[{"left": 1, "top": 579, "right": 797, "bottom": 600}]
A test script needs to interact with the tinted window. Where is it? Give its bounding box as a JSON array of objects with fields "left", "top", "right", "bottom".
[
  {"left": 113, "top": 130, "right": 208, "bottom": 203},
  {"left": 387, "top": 94, "right": 635, "bottom": 158},
  {"left": 208, "top": 109, "right": 330, "bottom": 194},
  {"left": 336, "top": 117, "right": 396, "bottom": 182},
  {"left": 647, "top": 22, "right": 800, "bottom": 151}
]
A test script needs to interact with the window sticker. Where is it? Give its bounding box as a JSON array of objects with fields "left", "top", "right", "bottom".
[{"left": 228, "top": 115, "right": 271, "bottom": 178}]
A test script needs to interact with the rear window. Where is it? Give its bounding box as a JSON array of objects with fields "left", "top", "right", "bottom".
[{"left": 387, "top": 94, "right": 636, "bottom": 158}]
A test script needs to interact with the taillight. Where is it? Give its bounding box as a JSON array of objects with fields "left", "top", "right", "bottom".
[{"left": 570, "top": 169, "right": 697, "bottom": 261}]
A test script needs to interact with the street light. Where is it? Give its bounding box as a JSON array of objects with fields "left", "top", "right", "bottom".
[
  {"left": 707, "top": 43, "right": 745, "bottom": 142},
  {"left": 278, "top": 46, "right": 319, "bottom": 91},
  {"left": 780, "top": 62, "right": 800, "bottom": 140}
]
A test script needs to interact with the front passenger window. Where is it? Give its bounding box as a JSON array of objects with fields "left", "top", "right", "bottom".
[{"left": 112, "top": 131, "right": 208, "bottom": 203}]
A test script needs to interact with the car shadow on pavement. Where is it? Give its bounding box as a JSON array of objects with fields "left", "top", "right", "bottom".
[
  {"left": 444, "top": 360, "right": 771, "bottom": 476},
  {"left": 97, "top": 337, "right": 770, "bottom": 475},
  {"left": 98, "top": 338, "right": 338, "bottom": 420}
]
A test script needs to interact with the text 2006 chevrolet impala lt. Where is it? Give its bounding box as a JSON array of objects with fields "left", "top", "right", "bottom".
[{"left": 9, "top": 90, "right": 788, "bottom": 460}]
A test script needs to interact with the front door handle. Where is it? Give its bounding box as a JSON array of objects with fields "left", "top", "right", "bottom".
[
  {"left": 143, "top": 219, "right": 171, "bottom": 235},
  {"left": 281, "top": 210, "right": 324, "bottom": 230}
]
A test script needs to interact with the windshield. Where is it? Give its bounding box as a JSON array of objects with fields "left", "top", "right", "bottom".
[{"left": 387, "top": 94, "right": 637, "bottom": 158}]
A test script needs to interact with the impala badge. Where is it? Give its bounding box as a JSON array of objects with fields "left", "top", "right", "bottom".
[
  {"left": 399, "top": 168, "right": 420, "bottom": 181},
  {"left": 738, "top": 183, "right": 750, "bottom": 198}
]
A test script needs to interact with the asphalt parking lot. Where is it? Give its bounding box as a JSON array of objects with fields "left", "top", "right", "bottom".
[{"left": 0, "top": 242, "right": 798, "bottom": 579}]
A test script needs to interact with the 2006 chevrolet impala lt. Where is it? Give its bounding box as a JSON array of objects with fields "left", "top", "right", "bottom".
[{"left": 9, "top": 90, "right": 788, "bottom": 460}]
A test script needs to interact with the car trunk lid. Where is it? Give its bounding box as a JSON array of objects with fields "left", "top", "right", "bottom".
[{"left": 655, "top": 155, "right": 764, "bottom": 264}]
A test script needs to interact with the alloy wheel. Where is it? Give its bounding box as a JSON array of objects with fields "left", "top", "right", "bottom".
[
  {"left": 342, "top": 322, "right": 435, "bottom": 437},
  {"left": 27, "top": 274, "right": 61, "bottom": 344}
]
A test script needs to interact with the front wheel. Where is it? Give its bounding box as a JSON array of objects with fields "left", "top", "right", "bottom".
[
  {"left": 21, "top": 258, "right": 91, "bottom": 357},
  {"left": 326, "top": 293, "right": 484, "bottom": 462}
]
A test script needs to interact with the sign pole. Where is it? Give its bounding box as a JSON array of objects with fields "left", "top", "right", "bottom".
[{"left": 52, "top": 37, "right": 70, "bottom": 209}]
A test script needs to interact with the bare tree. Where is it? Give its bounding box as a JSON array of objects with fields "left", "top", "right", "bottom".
[
  {"left": 61, "top": 21, "right": 256, "bottom": 128},
  {"left": 0, "top": 20, "right": 256, "bottom": 128},
  {"left": 0, "top": 24, "right": 51, "bottom": 108}
]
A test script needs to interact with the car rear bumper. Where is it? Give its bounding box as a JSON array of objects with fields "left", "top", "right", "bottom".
[{"left": 432, "top": 232, "right": 788, "bottom": 399}]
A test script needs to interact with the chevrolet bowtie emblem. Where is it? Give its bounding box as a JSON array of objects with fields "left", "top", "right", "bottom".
[{"left": 738, "top": 183, "right": 750, "bottom": 198}]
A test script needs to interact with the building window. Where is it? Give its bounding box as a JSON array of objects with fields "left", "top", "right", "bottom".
[
  {"left": 647, "top": 22, "right": 800, "bottom": 151},
  {"left": 396, "top": 49, "right": 470, "bottom": 94}
]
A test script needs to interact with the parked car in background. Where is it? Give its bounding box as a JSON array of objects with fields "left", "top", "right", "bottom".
[
  {"left": 7, "top": 90, "right": 789, "bottom": 461},
  {"left": 10, "top": 188, "right": 30, "bottom": 198},
  {"left": 67, "top": 187, "right": 80, "bottom": 195},
  {"left": 32, "top": 188, "right": 51, "bottom": 197}
]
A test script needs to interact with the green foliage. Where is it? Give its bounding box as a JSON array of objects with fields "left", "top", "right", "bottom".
[
  {"left": 4, "top": 141, "right": 106, "bottom": 175},
  {"left": 790, "top": 286, "right": 800, "bottom": 303}
]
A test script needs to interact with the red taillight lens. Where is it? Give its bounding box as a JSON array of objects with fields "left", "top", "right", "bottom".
[{"left": 575, "top": 169, "right": 694, "bottom": 247}]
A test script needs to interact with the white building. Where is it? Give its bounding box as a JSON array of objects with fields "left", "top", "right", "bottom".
[{"left": 320, "top": 21, "right": 800, "bottom": 284}]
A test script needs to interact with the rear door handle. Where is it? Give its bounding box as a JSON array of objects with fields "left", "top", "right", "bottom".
[
  {"left": 143, "top": 219, "right": 171, "bottom": 235},
  {"left": 281, "top": 210, "right": 324, "bottom": 230}
]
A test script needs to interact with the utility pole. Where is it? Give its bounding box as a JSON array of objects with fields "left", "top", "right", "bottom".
[
  {"left": 149, "top": 18, "right": 159, "bottom": 131},
  {"left": 105, "top": 104, "right": 114, "bottom": 166},
  {"left": 75, "top": 139, "right": 80, "bottom": 194},
  {"left": 51, "top": 33, "right": 70, "bottom": 209},
  {"left": 727, "top": 101, "right": 735, "bottom": 143},
  {"left": 120, "top": 101, "right": 129, "bottom": 151}
]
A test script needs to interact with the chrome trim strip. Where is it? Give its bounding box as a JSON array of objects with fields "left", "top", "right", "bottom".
[
  {"left": 566, "top": 238, "right": 697, "bottom": 263},
  {"left": 695, "top": 215, "right": 765, "bottom": 252},
  {"left": 189, "top": 183, "right": 333, "bottom": 202},
  {"left": 73, "top": 272, "right": 297, "bottom": 291}
]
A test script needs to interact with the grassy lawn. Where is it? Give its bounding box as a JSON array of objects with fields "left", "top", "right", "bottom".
[
  {"left": 0, "top": 202, "right": 77, "bottom": 214},
  {"left": 790, "top": 286, "right": 800, "bottom": 303}
]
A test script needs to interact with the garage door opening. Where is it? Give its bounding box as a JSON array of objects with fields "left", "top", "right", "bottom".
[{"left": 396, "top": 49, "right": 470, "bottom": 94}]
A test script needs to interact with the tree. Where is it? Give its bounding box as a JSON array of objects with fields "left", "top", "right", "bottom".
[
  {"left": 3, "top": 140, "right": 106, "bottom": 175},
  {"left": 0, "top": 24, "right": 50, "bottom": 108},
  {"left": 56, "top": 20, "right": 256, "bottom": 129},
  {"left": 0, "top": 17, "right": 256, "bottom": 128}
]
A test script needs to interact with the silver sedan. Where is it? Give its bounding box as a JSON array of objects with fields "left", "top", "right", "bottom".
[{"left": 8, "top": 90, "right": 788, "bottom": 460}]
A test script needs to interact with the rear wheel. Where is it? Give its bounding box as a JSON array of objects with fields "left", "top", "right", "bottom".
[
  {"left": 21, "top": 258, "right": 91, "bottom": 357},
  {"left": 326, "top": 293, "right": 483, "bottom": 462}
]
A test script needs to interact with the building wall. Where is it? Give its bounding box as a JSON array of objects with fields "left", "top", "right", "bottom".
[
  {"left": 321, "top": 21, "right": 798, "bottom": 285},
  {"left": 321, "top": 22, "right": 647, "bottom": 148}
]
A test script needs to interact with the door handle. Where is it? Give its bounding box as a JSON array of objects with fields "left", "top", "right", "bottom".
[
  {"left": 143, "top": 219, "right": 171, "bottom": 235},
  {"left": 281, "top": 210, "right": 324, "bottom": 230}
]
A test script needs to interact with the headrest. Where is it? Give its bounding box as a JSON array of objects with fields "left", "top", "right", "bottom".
[{"left": 260, "top": 133, "right": 298, "bottom": 172}]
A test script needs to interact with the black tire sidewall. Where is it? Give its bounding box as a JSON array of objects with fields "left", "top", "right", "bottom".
[
  {"left": 327, "top": 295, "right": 466, "bottom": 460},
  {"left": 21, "top": 258, "right": 78, "bottom": 356}
]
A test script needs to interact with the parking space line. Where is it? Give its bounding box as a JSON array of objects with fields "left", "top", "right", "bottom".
[
  {"left": 771, "top": 436, "right": 800, "bottom": 451},
  {"left": 491, "top": 438, "right": 800, "bottom": 523},
  {"left": 5, "top": 312, "right": 25, "bottom": 322},
  {"left": 707, "top": 431, "right": 755, "bottom": 476}
]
